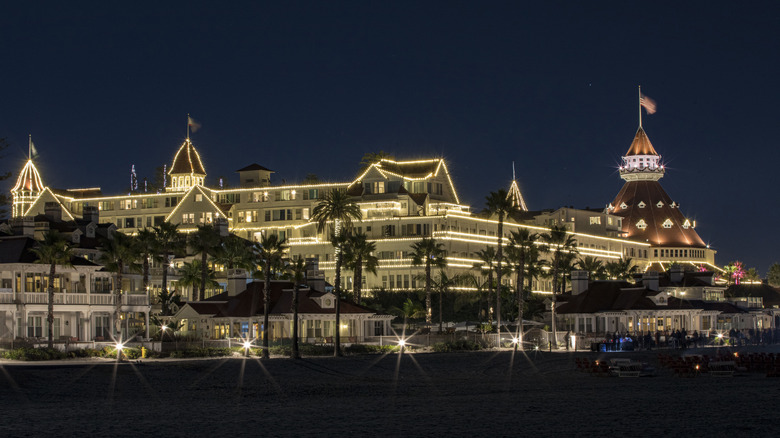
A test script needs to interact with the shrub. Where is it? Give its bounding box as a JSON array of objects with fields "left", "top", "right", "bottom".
[
  {"left": 168, "top": 347, "right": 234, "bottom": 358},
  {"left": 344, "top": 344, "right": 398, "bottom": 355},
  {"left": 2, "top": 347, "right": 67, "bottom": 361},
  {"left": 431, "top": 340, "right": 482, "bottom": 353}
]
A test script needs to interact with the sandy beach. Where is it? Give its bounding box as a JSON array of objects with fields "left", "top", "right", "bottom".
[{"left": 1, "top": 347, "right": 779, "bottom": 437}]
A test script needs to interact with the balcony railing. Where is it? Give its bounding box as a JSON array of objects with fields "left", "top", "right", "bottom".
[{"left": 0, "top": 292, "right": 150, "bottom": 306}]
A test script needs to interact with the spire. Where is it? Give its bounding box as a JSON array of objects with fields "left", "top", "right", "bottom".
[{"left": 506, "top": 162, "right": 528, "bottom": 211}]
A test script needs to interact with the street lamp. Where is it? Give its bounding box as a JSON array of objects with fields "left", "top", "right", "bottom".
[
  {"left": 242, "top": 340, "right": 252, "bottom": 357},
  {"left": 115, "top": 342, "right": 125, "bottom": 362}
]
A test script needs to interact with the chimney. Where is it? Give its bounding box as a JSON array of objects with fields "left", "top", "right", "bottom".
[
  {"left": 10, "top": 217, "right": 35, "bottom": 237},
  {"left": 226, "top": 268, "right": 248, "bottom": 296},
  {"left": 571, "top": 270, "right": 589, "bottom": 295},
  {"left": 670, "top": 264, "right": 684, "bottom": 284},
  {"left": 304, "top": 258, "right": 326, "bottom": 292},
  {"left": 44, "top": 202, "right": 62, "bottom": 222},
  {"left": 215, "top": 217, "right": 229, "bottom": 237},
  {"left": 83, "top": 205, "right": 99, "bottom": 224},
  {"left": 643, "top": 270, "right": 659, "bottom": 291}
]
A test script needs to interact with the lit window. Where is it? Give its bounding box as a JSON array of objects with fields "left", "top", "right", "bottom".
[
  {"left": 589, "top": 216, "right": 601, "bottom": 225},
  {"left": 195, "top": 194, "right": 203, "bottom": 202},
  {"left": 636, "top": 219, "right": 647, "bottom": 230},
  {"left": 620, "top": 202, "right": 628, "bottom": 209},
  {"left": 656, "top": 201, "right": 664, "bottom": 208},
  {"left": 682, "top": 219, "right": 691, "bottom": 229},
  {"left": 662, "top": 219, "right": 673, "bottom": 228}
]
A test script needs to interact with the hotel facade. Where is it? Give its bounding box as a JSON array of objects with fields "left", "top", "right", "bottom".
[{"left": 8, "top": 122, "right": 718, "bottom": 298}]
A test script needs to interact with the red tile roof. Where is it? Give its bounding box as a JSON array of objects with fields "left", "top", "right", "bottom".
[{"left": 610, "top": 180, "right": 706, "bottom": 248}]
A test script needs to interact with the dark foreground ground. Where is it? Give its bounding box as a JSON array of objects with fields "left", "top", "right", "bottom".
[{"left": 1, "top": 346, "right": 779, "bottom": 437}]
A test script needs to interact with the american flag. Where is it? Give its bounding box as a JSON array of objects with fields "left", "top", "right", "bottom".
[
  {"left": 640, "top": 94, "right": 657, "bottom": 114},
  {"left": 187, "top": 115, "right": 201, "bottom": 132}
]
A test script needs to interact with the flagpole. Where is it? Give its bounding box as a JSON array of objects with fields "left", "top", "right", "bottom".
[
  {"left": 28, "top": 134, "right": 32, "bottom": 160},
  {"left": 638, "top": 85, "right": 642, "bottom": 128},
  {"left": 186, "top": 114, "right": 190, "bottom": 140}
]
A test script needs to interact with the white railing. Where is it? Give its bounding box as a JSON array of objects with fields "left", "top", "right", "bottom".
[{"left": 6, "top": 292, "right": 150, "bottom": 307}]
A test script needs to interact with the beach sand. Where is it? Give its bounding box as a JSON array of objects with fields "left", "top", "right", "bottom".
[{"left": 1, "top": 347, "right": 779, "bottom": 437}]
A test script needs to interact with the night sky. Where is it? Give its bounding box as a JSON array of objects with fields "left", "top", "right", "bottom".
[{"left": 2, "top": 2, "right": 778, "bottom": 273}]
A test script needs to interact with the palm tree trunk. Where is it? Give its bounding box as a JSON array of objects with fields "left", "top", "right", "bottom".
[
  {"left": 517, "top": 253, "right": 525, "bottom": 350},
  {"left": 291, "top": 285, "right": 300, "bottom": 359},
  {"left": 438, "top": 286, "right": 444, "bottom": 333},
  {"left": 496, "top": 213, "right": 504, "bottom": 341},
  {"left": 162, "top": 253, "right": 169, "bottom": 295},
  {"left": 334, "top": 244, "right": 344, "bottom": 357},
  {"left": 425, "top": 260, "right": 432, "bottom": 325},
  {"left": 143, "top": 258, "right": 150, "bottom": 296},
  {"left": 47, "top": 263, "right": 56, "bottom": 349},
  {"left": 200, "top": 251, "right": 207, "bottom": 301},
  {"left": 115, "top": 261, "right": 124, "bottom": 339},
  {"left": 487, "top": 271, "right": 494, "bottom": 325},
  {"left": 354, "top": 259, "right": 362, "bottom": 305},
  {"left": 550, "top": 256, "right": 559, "bottom": 350},
  {"left": 262, "top": 262, "right": 271, "bottom": 359}
]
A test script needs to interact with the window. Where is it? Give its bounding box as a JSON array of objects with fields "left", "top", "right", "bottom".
[
  {"left": 656, "top": 201, "right": 664, "bottom": 208},
  {"left": 589, "top": 216, "right": 601, "bottom": 225},
  {"left": 125, "top": 218, "right": 135, "bottom": 228},
  {"left": 372, "top": 181, "right": 385, "bottom": 194},
  {"left": 620, "top": 202, "right": 628, "bottom": 209},
  {"left": 682, "top": 219, "right": 691, "bottom": 229},
  {"left": 27, "top": 316, "right": 43, "bottom": 337},
  {"left": 182, "top": 213, "right": 195, "bottom": 224},
  {"left": 636, "top": 219, "right": 647, "bottom": 230},
  {"left": 195, "top": 194, "right": 203, "bottom": 202},
  {"left": 638, "top": 201, "right": 646, "bottom": 208},
  {"left": 662, "top": 219, "right": 673, "bottom": 229}
]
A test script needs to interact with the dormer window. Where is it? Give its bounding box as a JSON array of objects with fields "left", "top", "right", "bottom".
[
  {"left": 682, "top": 219, "right": 691, "bottom": 229},
  {"left": 636, "top": 219, "right": 647, "bottom": 230},
  {"left": 656, "top": 201, "right": 664, "bottom": 208},
  {"left": 638, "top": 201, "right": 646, "bottom": 208},
  {"left": 662, "top": 219, "right": 673, "bottom": 228},
  {"left": 620, "top": 202, "right": 628, "bottom": 209}
]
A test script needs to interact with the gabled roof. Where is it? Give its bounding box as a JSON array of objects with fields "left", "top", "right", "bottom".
[
  {"left": 181, "top": 280, "right": 382, "bottom": 319},
  {"left": 236, "top": 163, "right": 273, "bottom": 172},
  {"left": 609, "top": 180, "right": 706, "bottom": 248},
  {"left": 725, "top": 284, "right": 780, "bottom": 307},
  {"left": 0, "top": 235, "right": 99, "bottom": 266},
  {"left": 625, "top": 127, "right": 659, "bottom": 156},
  {"left": 350, "top": 158, "right": 460, "bottom": 204},
  {"left": 169, "top": 139, "right": 206, "bottom": 176},
  {"left": 557, "top": 281, "right": 696, "bottom": 314},
  {"left": 507, "top": 179, "right": 528, "bottom": 211}
]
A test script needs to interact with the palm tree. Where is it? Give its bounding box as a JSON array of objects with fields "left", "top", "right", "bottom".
[
  {"left": 286, "top": 258, "right": 306, "bottom": 359},
  {"left": 177, "top": 260, "right": 220, "bottom": 299},
  {"left": 484, "top": 189, "right": 517, "bottom": 338},
  {"left": 189, "top": 224, "right": 222, "bottom": 301},
  {"left": 135, "top": 228, "right": 159, "bottom": 296},
  {"left": 343, "top": 233, "right": 378, "bottom": 305},
  {"left": 541, "top": 225, "right": 578, "bottom": 349},
  {"left": 311, "top": 188, "right": 362, "bottom": 357},
  {"left": 604, "top": 257, "right": 639, "bottom": 281},
  {"left": 410, "top": 237, "right": 446, "bottom": 327},
  {"left": 393, "top": 298, "right": 426, "bottom": 339},
  {"left": 213, "top": 234, "right": 254, "bottom": 271},
  {"left": 157, "top": 289, "right": 182, "bottom": 316},
  {"left": 254, "top": 234, "right": 288, "bottom": 359},
  {"left": 430, "top": 270, "right": 461, "bottom": 333},
  {"left": 505, "top": 228, "right": 540, "bottom": 349},
  {"left": 558, "top": 251, "right": 578, "bottom": 294},
  {"left": 153, "top": 222, "right": 183, "bottom": 298},
  {"left": 576, "top": 255, "right": 605, "bottom": 281},
  {"left": 98, "top": 231, "right": 140, "bottom": 339},
  {"left": 474, "top": 247, "right": 497, "bottom": 327},
  {"left": 359, "top": 150, "right": 394, "bottom": 170},
  {"left": 30, "top": 230, "right": 73, "bottom": 348}
]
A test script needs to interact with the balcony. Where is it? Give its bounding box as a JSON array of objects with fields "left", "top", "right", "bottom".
[{"left": 0, "top": 292, "right": 150, "bottom": 307}]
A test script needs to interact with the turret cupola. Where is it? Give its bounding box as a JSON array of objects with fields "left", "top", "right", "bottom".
[
  {"left": 11, "top": 159, "right": 45, "bottom": 217},
  {"left": 618, "top": 126, "right": 664, "bottom": 182},
  {"left": 168, "top": 138, "right": 206, "bottom": 192}
]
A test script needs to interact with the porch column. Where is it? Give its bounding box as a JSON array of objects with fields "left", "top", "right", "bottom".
[{"left": 144, "top": 311, "right": 150, "bottom": 339}]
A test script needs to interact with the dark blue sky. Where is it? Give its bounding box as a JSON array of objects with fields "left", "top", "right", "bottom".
[{"left": 2, "top": 2, "right": 778, "bottom": 274}]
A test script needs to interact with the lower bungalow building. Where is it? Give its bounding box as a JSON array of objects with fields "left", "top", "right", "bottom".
[
  {"left": 556, "top": 268, "right": 774, "bottom": 338},
  {"left": 173, "top": 269, "right": 394, "bottom": 343},
  {"left": 0, "top": 235, "right": 152, "bottom": 345}
]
